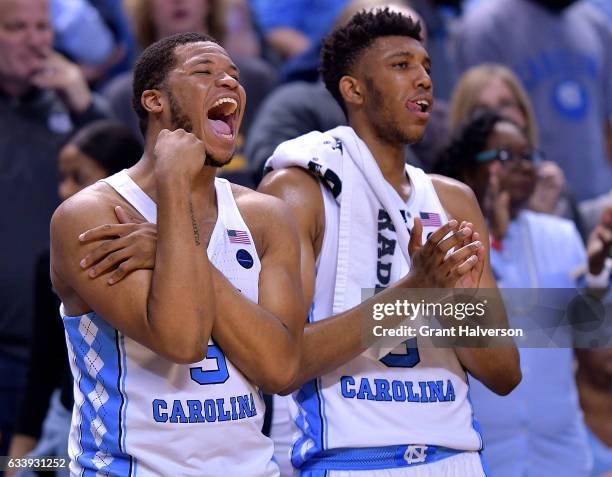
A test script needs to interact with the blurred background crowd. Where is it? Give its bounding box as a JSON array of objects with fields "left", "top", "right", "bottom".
[{"left": 0, "top": 0, "right": 610, "bottom": 476}]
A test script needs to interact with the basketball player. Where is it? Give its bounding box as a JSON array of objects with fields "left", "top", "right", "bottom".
[
  {"left": 50, "top": 33, "right": 304, "bottom": 476},
  {"left": 76, "top": 11, "right": 522, "bottom": 476},
  {"left": 256, "top": 9, "right": 521, "bottom": 476}
]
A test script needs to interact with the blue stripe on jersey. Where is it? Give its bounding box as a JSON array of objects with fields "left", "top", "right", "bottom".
[
  {"left": 311, "top": 272, "right": 330, "bottom": 450},
  {"left": 118, "top": 333, "right": 138, "bottom": 476},
  {"left": 117, "top": 335, "right": 129, "bottom": 452},
  {"left": 321, "top": 376, "right": 329, "bottom": 450},
  {"left": 117, "top": 331, "right": 135, "bottom": 476},
  {"left": 292, "top": 379, "right": 325, "bottom": 468},
  {"left": 479, "top": 452, "right": 491, "bottom": 477},
  {"left": 65, "top": 328, "right": 85, "bottom": 472},
  {"left": 465, "top": 377, "right": 489, "bottom": 475},
  {"left": 292, "top": 304, "right": 327, "bottom": 468},
  {"left": 64, "top": 313, "right": 132, "bottom": 476},
  {"left": 465, "top": 375, "right": 484, "bottom": 451}
]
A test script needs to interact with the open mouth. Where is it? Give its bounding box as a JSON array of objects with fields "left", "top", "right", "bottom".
[
  {"left": 406, "top": 98, "right": 431, "bottom": 114},
  {"left": 207, "top": 97, "right": 238, "bottom": 141}
]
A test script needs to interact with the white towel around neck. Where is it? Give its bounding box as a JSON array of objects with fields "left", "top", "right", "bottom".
[{"left": 265, "top": 126, "right": 414, "bottom": 315}]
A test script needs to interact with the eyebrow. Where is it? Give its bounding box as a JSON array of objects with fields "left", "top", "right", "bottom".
[
  {"left": 387, "top": 51, "right": 432, "bottom": 69},
  {"left": 190, "top": 58, "right": 239, "bottom": 73},
  {"left": 386, "top": 50, "right": 415, "bottom": 59}
]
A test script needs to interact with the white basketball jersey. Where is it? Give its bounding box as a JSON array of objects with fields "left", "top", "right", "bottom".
[
  {"left": 62, "top": 171, "right": 278, "bottom": 477},
  {"left": 290, "top": 165, "right": 482, "bottom": 468}
]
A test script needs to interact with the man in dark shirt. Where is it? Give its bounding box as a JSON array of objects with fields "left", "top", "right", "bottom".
[{"left": 0, "top": 0, "right": 108, "bottom": 456}]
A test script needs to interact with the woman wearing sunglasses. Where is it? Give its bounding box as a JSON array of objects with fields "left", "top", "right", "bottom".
[
  {"left": 435, "top": 111, "right": 596, "bottom": 477},
  {"left": 438, "top": 111, "right": 545, "bottom": 246}
]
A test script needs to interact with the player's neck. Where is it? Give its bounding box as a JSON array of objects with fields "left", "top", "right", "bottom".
[
  {"left": 128, "top": 150, "right": 217, "bottom": 206},
  {"left": 351, "top": 122, "right": 409, "bottom": 193}
]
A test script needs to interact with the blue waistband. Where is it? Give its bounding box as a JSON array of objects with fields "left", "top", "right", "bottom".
[{"left": 300, "top": 444, "right": 464, "bottom": 471}]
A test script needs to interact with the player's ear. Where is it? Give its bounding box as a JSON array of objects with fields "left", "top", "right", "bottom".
[
  {"left": 141, "top": 89, "right": 164, "bottom": 115},
  {"left": 339, "top": 75, "right": 364, "bottom": 108}
]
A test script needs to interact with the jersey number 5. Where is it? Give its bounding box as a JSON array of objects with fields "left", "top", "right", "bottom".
[
  {"left": 190, "top": 344, "right": 230, "bottom": 385},
  {"left": 379, "top": 338, "right": 421, "bottom": 368}
]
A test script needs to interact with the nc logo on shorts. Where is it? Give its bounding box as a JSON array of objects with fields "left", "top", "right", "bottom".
[
  {"left": 404, "top": 445, "right": 428, "bottom": 464},
  {"left": 236, "top": 249, "right": 254, "bottom": 269}
]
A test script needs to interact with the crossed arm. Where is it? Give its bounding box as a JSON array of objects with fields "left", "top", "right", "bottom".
[
  {"left": 51, "top": 182, "right": 217, "bottom": 365},
  {"left": 53, "top": 185, "right": 305, "bottom": 392}
]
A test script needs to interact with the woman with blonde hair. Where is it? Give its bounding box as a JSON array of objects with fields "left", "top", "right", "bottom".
[
  {"left": 449, "top": 63, "right": 538, "bottom": 147},
  {"left": 449, "top": 63, "right": 567, "bottom": 216},
  {"left": 124, "top": 0, "right": 227, "bottom": 50}
]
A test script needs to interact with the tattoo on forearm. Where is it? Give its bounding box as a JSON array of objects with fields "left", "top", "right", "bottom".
[{"left": 189, "top": 200, "right": 201, "bottom": 246}]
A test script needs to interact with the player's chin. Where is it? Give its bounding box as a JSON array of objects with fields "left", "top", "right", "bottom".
[
  {"left": 403, "top": 125, "right": 427, "bottom": 144},
  {"left": 205, "top": 148, "right": 235, "bottom": 168},
  {"left": 203, "top": 130, "right": 237, "bottom": 164}
]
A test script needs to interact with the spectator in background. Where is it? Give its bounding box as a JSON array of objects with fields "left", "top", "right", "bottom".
[
  {"left": 127, "top": 0, "right": 226, "bottom": 50},
  {"left": 408, "top": 0, "right": 461, "bottom": 100},
  {"left": 452, "top": 0, "right": 612, "bottom": 204},
  {"left": 223, "top": 0, "right": 264, "bottom": 58},
  {"left": 246, "top": 0, "right": 450, "bottom": 184},
  {"left": 449, "top": 64, "right": 539, "bottom": 148},
  {"left": 51, "top": 0, "right": 137, "bottom": 88},
  {"left": 84, "top": 0, "right": 139, "bottom": 86},
  {"left": 436, "top": 111, "right": 603, "bottom": 477},
  {"left": 6, "top": 121, "right": 142, "bottom": 477},
  {"left": 51, "top": 0, "right": 116, "bottom": 68},
  {"left": 103, "top": 0, "right": 277, "bottom": 177},
  {"left": 250, "top": 0, "right": 349, "bottom": 62},
  {"left": 126, "top": 0, "right": 261, "bottom": 60},
  {"left": 449, "top": 64, "right": 572, "bottom": 218},
  {"left": 0, "top": 0, "right": 108, "bottom": 456}
]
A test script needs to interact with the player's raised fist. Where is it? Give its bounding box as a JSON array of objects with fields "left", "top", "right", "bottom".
[{"left": 153, "top": 128, "right": 207, "bottom": 182}]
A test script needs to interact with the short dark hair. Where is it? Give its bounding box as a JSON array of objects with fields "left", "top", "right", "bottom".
[
  {"left": 435, "top": 111, "right": 504, "bottom": 179},
  {"left": 71, "top": 120, "right": 143, "bottom": 174},
  {"left": 132, "top": 32, "right": 219, "bottom": 134},
  {"left": 320, "top": 7, "right": 422, "bottom": 113}
]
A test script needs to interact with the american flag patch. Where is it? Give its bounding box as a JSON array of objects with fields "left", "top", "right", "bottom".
[
  {"left": 419, "top": 212, "right": 441, "bottom": 227},
  {"left": 227, "top": 229, "right": 251, "bottom": 244}
]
